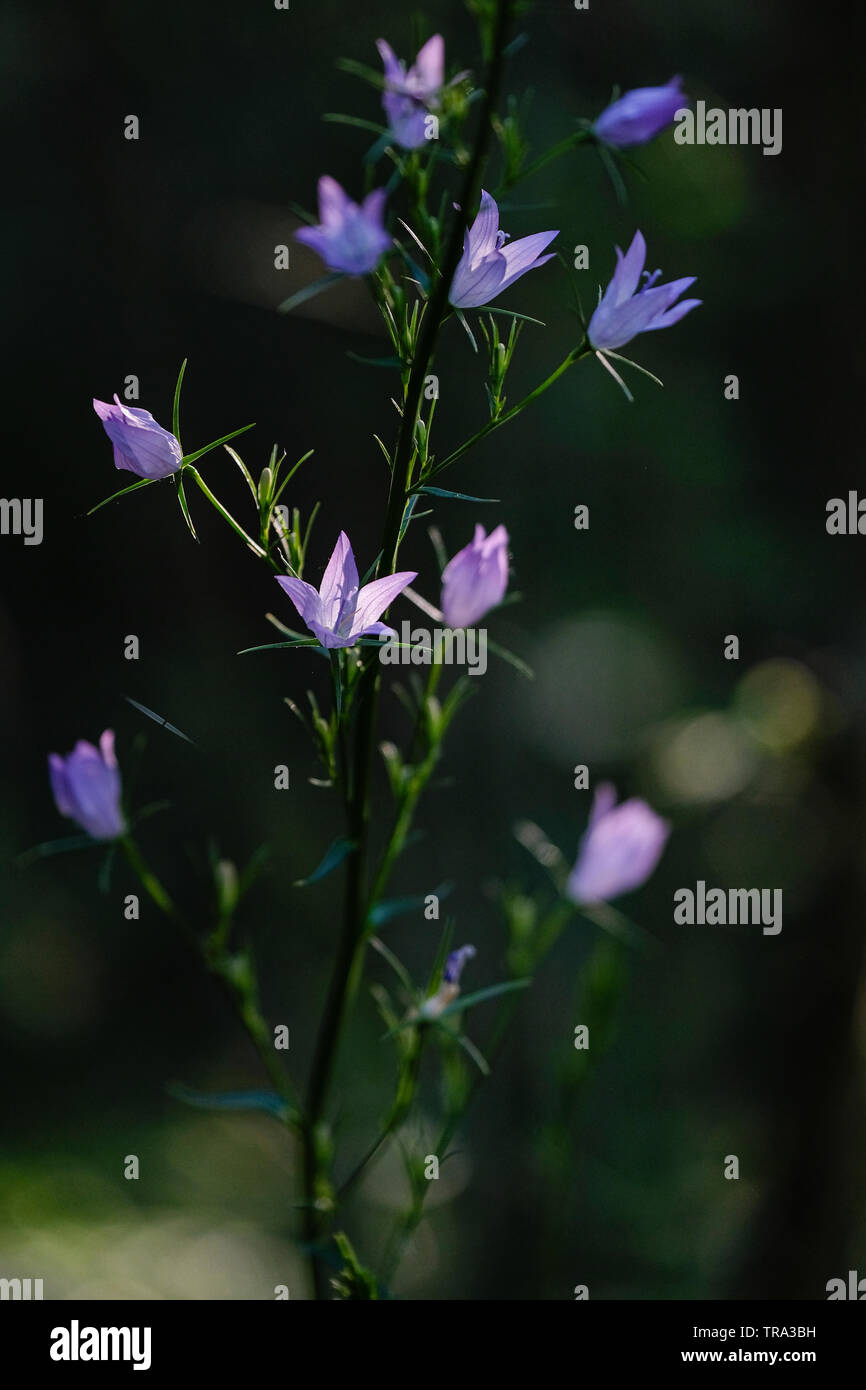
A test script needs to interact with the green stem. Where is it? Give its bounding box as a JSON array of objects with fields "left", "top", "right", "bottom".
[
  {"left": 298, "top": 0, "right": 516, "bottom": 1296},
  {"left": 366, "top": 662, "right": 443, "bottom": 919},
  {"left": 378, "top": 0, "right": 515, "bottom": 575},
  {"left": 422, "top": 340, "right": 592, "bottom": 482}
]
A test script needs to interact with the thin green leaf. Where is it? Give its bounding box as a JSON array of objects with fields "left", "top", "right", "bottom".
[
  {"left": 124, "top": 696, "right": 196, "bottom": 746},
  {"left": 86, "top": 478, "right": 155, "bottom": 517},
  {"left": 238, "top": 638, "right": 324, "bottom": 654},
  {"left": 168, "top": 1083, "right": 292, "bottom": 1121},
  {"left": 323, "top": 112, "right": 387, "bottom": 135},
  {"left": 398, "top": 495, "right": 419, "bottom": 541},
  {"left": 482, "top": 306, "right": 546, "bottom": 326},
  {"left": 604, "top": 350, "right": 664, "bottom": 389},
  {"left": 360, "top": 550, "right": 384, "bottom": 585},
  {"left": 346, "top": 352, "right": 403, "bottom": 369},
  {"left": 277, "top": 273, "right": 345, "bottom": 315},
  {"left": 181, "top": 422, "right": 255, "bottom": 467},
  {"left": 487, "top": 638, "right": 534, "bottom": 680},
  {"left": 455, "top": 309, "right": 478, "bottom": 353},
  {"left": 433, "top": 1022, "right": 491, "bottom": 1075},
  {"left": 436, "top": 977, "right": 531, "bottom": 1020},
  {"left": 415, "top": 486, "right": 501, "bottom": 502},
  {"left": 294, "top": 836, "right": 357, "bottom": 888},
  {"left": 16, "top": 833, "right": 97, "bottom": 868},
  {"left": 172, "top": 357, "right": 188, "bottom": 446},
  {"left": 176, "top": 471, "right": 198, "bottom": 541},
  {"left": 369, "top": 936, "right": 415, "bottom": 993},
  {"left": 224, "top": 445, "right": 258, "bottom": 504}
]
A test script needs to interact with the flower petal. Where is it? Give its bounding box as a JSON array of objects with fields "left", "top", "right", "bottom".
[
  {"left": 275, "top": 575, "right": 324, "bottom": 630},
  {"left": 466, "top": 190, "right": 500, "bottom": 263},
  {"left": 319, "top": 531, "right": 359, "bottom": 627},
  {"left": 348, "top": 570, "right": 417, "bottom": 636},
  {"left": 317, "top": 175, "right": 351, "bottom": 227},
  {"left": 448, "top": 248, "right": 507, "bottom": 308},
  {"left": 411, "top": 34, "right": 444, "bottom": 96}
]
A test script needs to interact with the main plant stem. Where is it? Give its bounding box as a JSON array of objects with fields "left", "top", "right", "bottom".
[{"left": 299, "top": 0, "right": 515, "bottom": 1298}]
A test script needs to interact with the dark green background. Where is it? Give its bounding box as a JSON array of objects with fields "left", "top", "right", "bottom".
[{"left": 0, "top": 0, "right": 863, "bottom": 1298}]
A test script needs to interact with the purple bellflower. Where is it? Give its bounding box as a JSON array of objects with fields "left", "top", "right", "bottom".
[
  {"left": 566, "top": 782, "right": 669, "bottom": 905},
  {"left": 377, "top": 34, "right": 444, "bottom": 150},
  {"left": 48, "top": 730, "right": 126, "bottom": 841},
  {"left": 93, "top": 396, "right": 183, "bottom": 480},
  {"left": 276, "top": 531, "right": 416, "bottom": 650},
  {"left": 593, "top": 77, "right": 688, "bottom": 149},
  {"left": 448, "top": 191, "right": 558, "bottom": 310},
  {"left": 294, "top": 177, "right": 391, "bottom": 276},
  {"left": 588, "top": 230, "right": 700, "bottom": 355},
  {"left": 419, "top": 944, "right": 476, "bottom": 1020},
  {"left": 441, "top": 523, "right": 509, "bottom": 628}
]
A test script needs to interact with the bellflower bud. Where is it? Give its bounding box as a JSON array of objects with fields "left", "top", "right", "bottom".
[
  {"left": 566, "top": 783, "right": 669, "bottom": 905},
  {"left": 93, "top": 396, "right": 183, "bottom": 480},
  {"left": 48, "top": 730, "right": 126, "bottom": 841},
  {"left": 441, "top": 523, "right": 509, "bottom": 628},
  {"left": 592, "top": 77, "right": 688, "bottom": 149}
]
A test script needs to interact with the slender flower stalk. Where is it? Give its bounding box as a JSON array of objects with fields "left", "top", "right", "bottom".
[{"left": 299, "top": 0, "right": 517, "bottom": 1298}]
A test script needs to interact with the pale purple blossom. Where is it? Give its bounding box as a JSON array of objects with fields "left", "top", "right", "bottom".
[
  {"left": 377, "top": 34, "right": 444, "bottom": 149},
  {"left": 588, "top": 230, "right": 700, "bottom": 352},
  {"left": 93, "top": 396, "right": 182, "bottom": 480},
  {"left": 443, "top": 944, "right": 476, "bottom": 984},
  {"left": 294, "top": 177, "right": 391, "bottom": 276},
  {"left": 276, "top": 531, "right": 416, "bottom": 650},
  {"left": 448, "top": 191, "right": 558, "bottom": 310},
  {"left": 419, "top": 943, "right": 476, "bottom": 1019},
  {"left": 566, "top": 783, "right": 670, "bottom": 905},
  {"left": 593, "top": 77, "right": 688, "bottom": 149},
  {"left": 48, "top": 730, "right": 126, "bottom": 841},
  {"left": 441, "top": 524, "right": 509, "bottom": 628}
]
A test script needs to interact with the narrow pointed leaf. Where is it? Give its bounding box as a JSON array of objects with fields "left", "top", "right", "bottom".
[
  {"left": 436, "top": 977, "right": 531, "bottom": 1020},
  {"left": 346, "top": 352, "right": 403, "bottom": 369},
  {"left": 124, "top": 696, "right": 196, "bottom": 746},
  {"left": 176, "top": 472, "right": 198, "bottom": 541},
  {"left": 172, "top": 357, "right": 188, "bottom": 445},
  {"left": 87, "top": 478, "right": 155, "bottom": 516},
  {"left": 181, "top": 422, "right": 255, "bottom": 467},
  {"left": 277, "top": 273, "right": 345, "bottom": 315},
  {"left": 415, "top": 486, "right": 501, "bottom": 502},
  {"left": 487, "top": 638, "right": 534, "bottom": 680},
  {"left": 224, "top": 445, "right": 259, "bottom": 503},
  {"left": 168, "top": 1083, "right": 292, "bottom": 1120},
  {"left": 482, "top": 306, "right": 546, "bottom": 327},
  {"left": 294, "top": 836, "right": 357, "bottom": 888}
]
